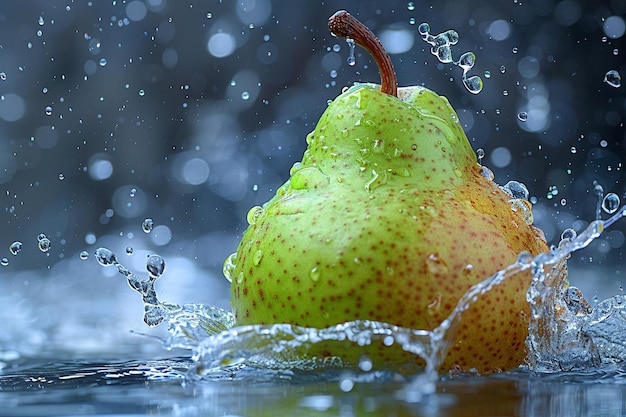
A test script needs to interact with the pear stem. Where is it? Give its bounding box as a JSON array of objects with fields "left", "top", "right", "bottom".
[{"left": 328, "top": 10, "right": 398, "bottom": 97}]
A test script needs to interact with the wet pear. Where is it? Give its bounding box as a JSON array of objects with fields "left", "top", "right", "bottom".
[{"left": 227, "top": 11, "right": 549, "bottom": 373}]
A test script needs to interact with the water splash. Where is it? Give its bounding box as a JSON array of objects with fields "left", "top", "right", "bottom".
[
  {"left": 418, "top": 23, "right": 483, "bottom": 94},
  {"left": 94, "top": 200, "right": 626, "bottom": 402}
]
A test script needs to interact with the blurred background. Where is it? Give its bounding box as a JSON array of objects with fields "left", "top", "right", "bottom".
[{"left": 0, "top": 0, "right": 624, "bottom": 357}]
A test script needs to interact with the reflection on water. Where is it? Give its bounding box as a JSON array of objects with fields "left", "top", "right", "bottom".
[{"left": 2, "top": 359, "right": 626, "bottom": 417}]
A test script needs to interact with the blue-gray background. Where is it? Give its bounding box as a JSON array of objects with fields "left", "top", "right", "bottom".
[{"left": 0, "top": 0, "right": 624, "bottom": 344}]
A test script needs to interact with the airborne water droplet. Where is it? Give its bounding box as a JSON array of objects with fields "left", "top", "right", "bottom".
[
  {"left": 560, "top": 227, "right": 577, "bottom": 242},
  {"left": 45, "top": 106, "right": 53, "bottom": 116},
  {"left": 38, "top": 237, "right": 51, "bottom": 252},
  {"left": 604, "top": 70, "right": 621, "bottom": 88},
  {"left": 9, "top": 241, "right": 22, "bottom": 255},
  {"left": 142, "top": 218, "right": 154, "bottom": 233},
  {"left": 146, "top": 253, "right": 165, "bottom": 279},
  {"left": 126, "top": 246, "right": 134, "bottom": 255},
  {"left": 457, "top": 51, "right": 476, "bottom": 70},
  {"left": 0, "top": 258, "right": 8, "bottom": 266},
  {"left": 462, "top": 75, "right": 483, "bottom": 94},
  {"left": 517, "top": 111, "right": 528, "bottom": 121},
  {"left": 95, "top": 247, "right": 117, "bottom": 266},
  {"left": 79, "top": 250, "right": 89, "bottom": 260},
  {"left": 346, "top": 38, "right": 356, "bottom": 66},
  {"left": 476, "top": 148, "right": 485, "bottom": 162},
  {"left": 418, "top": 23, "right": 430, "bottom": 36},
  {"left": 602, "top": 192, "right": 621, "bottom": 214}
]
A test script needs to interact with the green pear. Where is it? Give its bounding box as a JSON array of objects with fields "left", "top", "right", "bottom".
[{"left": 226, "top": 10, "right": 548, "bottom": 373}]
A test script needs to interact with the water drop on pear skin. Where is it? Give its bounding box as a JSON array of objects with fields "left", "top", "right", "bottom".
[
  {"left": 289, "top": 166, "right": 330, "bottom": 190},
  {"left": 223, "top": 252, "right": 237, "bottom": 282},
  {"left": 310, "top": 265, "right": 321, "bottom": 282},
  {"left": 426, "top": 253, "right": 449, "bottom": 275},
  {"left": 246, "top": 206, "right": 264, "bottom": 225},
  {"left": 253, "top": 250, "right": 263, "bottom": 266},
  {"left": 364, "top": 169, "right": 388, "bottom": 192}
]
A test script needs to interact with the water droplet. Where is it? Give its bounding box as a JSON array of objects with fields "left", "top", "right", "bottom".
[
  {"left": 339, "top": 375, "right": 354, "bottom": 392},
  {"left": 38, "top": 16, "right": 44, "bottom": 26},
  {"left": 463, "top": 75, "right": 483, "bottom": 94},
  {"left": 364, "top": 169, "right": 388, "bottom": 192},
  {"left": 79, "top": 250, "right": 89, "bottom": 260},
  {"left": 0, "top": 258, "right": 8, "bottom": 266},
  {"left": 457, "top": 52, "right": 476, "bottom": 70},
  {"left": 236, "top": 272, "right": 244, "bottom": 284},
  {"left": 9, "top": 241, "right": 22, "bottom": 255},
  {"left": 253, "top": 250, "right": 263, "bottom": 266},
  {"left": 510, "top": 199, "right": 534, "bottom": 224},
  {"left": 359, "top": 355, "right": 373, "bottom": 372},
  {"left": 517, "top": 111, "right": 528, "bottom": 121},
  {"left": 593, "top": 182, "right": 604, "bottom": 197},
  {"left": 418, "top": 22, "right": 430, "bottom": 36},
  {"left": 500, "top": 65, "right": 506, "bottom": 73},
  {"left": 290, "top": 166, "right": 330, "bottom": 190},
  {"left": 479, "top": 165, "right": 494, "bottom": 181},
  {"left": 45, "top": 106, "right": 53, "bottom": 116},
  {"left": 126, "top": 246, "right": 134, "bottom": 255},
  {"left": 223, "top": 252, "right": 237, "bottom": 283},
  {"left": 501, "top": 180, "right": 529, "bottom": 200},
  {"left": 241, "top": 91, "right": 250, "bottom": 100},
  {"left": 512, "top": 47, "right": 518, "bottom": 54},
  {"left": 407, "top": 1, "right": 415, "bottom": 11},
  {"left": 138, "top": 89, "right": 145, "bottom": 96},
  {"left": 0, "top": 72, "right": 6, "bottom": 81},
  {"left": 309, "top": 265, "right": 321, "bottom": 282},
  {"left": 142, "top": 218, "right": 154, "bottom": 233},
  {"left": 129, "top": 188, "right": 137, "bottom": 197},
  {"left": 484, "top": 70, "right": 491, "bottom": 79},
  {"left": 516, "top": 251, "right": 533, "bottom": 265},
  {"left": 146, "top": 254, "right": 165, "bottom": 278},
  {"left": 476, "top": 148, "right": 485, "bottom": 162},
  {"left": 99, "top": 58, "right": 107, "bottom": 66},
  {"left": 58, "top": 173, "right": 65, "bottom": 180},
  {"left": 604, "top": 70, "right": 621, "bottom": 88},
  {"left": 426, "top": 253, "right": 449, "bottom": 275},
  {"left": 346, "top": 38, "right": 356, "bottom": 66},
  {"left": 95, "top": 247, "right": 117, "bottom": 266},
  {"left": 561, "top": 228, "right": 577, "bottom": 241},
  {"left": 602, "top": 192, "right": 621, "bottom": 214},
  {"left": 38, "top": 237, "right": 51, "bottom": 252},
  {"left": 246, "top": 206, "right": 264, "bottom": 225}
]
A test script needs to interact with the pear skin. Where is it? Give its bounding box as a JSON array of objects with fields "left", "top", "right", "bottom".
[{"left": 229, "top": 83, "right": 548, "bottom": 373}]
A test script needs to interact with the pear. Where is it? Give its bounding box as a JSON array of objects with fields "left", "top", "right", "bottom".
[{"left": 227, "top": 10, "right": 548, "bottom": 373}]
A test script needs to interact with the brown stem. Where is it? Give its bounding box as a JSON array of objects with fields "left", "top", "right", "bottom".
[{"left": 328, "top": 10, "right": 398, "bottom": 97}]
